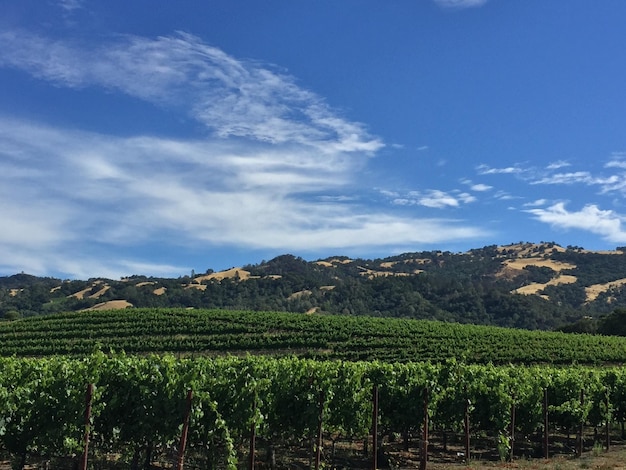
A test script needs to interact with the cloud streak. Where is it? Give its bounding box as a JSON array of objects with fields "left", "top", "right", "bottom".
[
  {"left": 433, "top": 0, "right": 489, "bottom": 9},
  {"left": 0, "top": 117, "right": 487, "bottom": 276},
  {"left": 0, "top": 30, "right": 382, "bottom": 154},
  {"left": 476, "top": 164, "right": 524, "bottom": 175},
  {"left": 0, "top": 30, "right": 489, "bottom": 277},
  {"left": 388, "top": 189, "right": 477, "bottom": 209}
]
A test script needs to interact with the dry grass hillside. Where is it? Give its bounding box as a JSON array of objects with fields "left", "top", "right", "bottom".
[
  {"left": 586, "top": 278, "right": 626, "bottom": 302},
  {"left": 69, "top": 281, "right": 110, "bottom": 300},
  {"left": 82, "top": 300, "right": 133, "bottom": 311},
  {"left": 496, "top": 243, "right": 626, "bottom": 302}
]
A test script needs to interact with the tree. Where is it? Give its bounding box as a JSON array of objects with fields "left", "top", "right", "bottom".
[{"left": 598, "top": 308, "right": 626, "bottom": 336}]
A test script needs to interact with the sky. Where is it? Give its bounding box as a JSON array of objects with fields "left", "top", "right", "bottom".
[{"left": 1, "top": 0, "right": 626, "bottom": 279}]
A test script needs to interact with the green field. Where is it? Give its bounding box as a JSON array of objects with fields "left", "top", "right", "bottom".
[{"left": 1, "top": 308, "right": 626, "bottom": 364}]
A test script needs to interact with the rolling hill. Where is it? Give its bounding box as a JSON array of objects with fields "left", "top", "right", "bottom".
[{"left": 3, "top": 241, "right": 626, "bottom": 331}]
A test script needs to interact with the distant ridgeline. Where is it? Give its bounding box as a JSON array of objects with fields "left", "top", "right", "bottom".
[{"left": 3, "top": 242, "right": 626, "bottom": 332}]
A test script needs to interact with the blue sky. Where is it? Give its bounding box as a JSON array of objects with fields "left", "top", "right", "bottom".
[{"left": 1, "top": 0, "right": 626, "bottom": 279}]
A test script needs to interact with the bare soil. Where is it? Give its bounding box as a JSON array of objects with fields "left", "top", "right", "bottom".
[{"left": 3, "top": 448, "right": 626, "bottom": 470}]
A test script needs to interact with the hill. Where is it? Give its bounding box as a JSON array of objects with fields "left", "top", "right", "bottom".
[{"left": 3, "top": 242, "right": 626, "bottom": 330}]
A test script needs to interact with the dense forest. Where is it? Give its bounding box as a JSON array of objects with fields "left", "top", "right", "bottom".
[{"left": 3, "top": 242, "right": 626, "bottom": 331}]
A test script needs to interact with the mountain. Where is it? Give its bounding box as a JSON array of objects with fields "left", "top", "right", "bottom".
[{"left": 3, "top": 242, "right": 626, "bottom": 330}]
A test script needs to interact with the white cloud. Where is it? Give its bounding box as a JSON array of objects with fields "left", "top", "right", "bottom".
[
  {"left": 379, "top": 189, "right": 400, "bottom": 198},
  {"left": 599, "top": 179, "right": 626, "bottom": 194},
  {"left": 494, "top": 191, "right": 516, "bottom": 201},
  {"left": 457, "top": 192, "right": 477, "bottom": 204},
  {"left": 531, "top": 170, "right": 626, "bottom": 194},
  {"left": 434, "top": 0, "right": 488, "bottom": 9},
  {"left": 418, "top": 190, "right": 461, "bottom": 208},
  {"left": 0, "top": 30, "right": 494, "bottom": 278},
  {"left": 476, "top": 164, "right": 524, "bottom": 175},
  {"left": 0, "top": 116, "right": 486, "bottom": 278},
  {"left": 523, "top": 199, "right": 548, "bottom": 207},
  {"left": 526, "top": 203, "right": 626, "bottom": 243},
  {"left": 0, "top": 200, "right": 72, "bottom": 249},
  {"left": 460, "top": 179, "right": 491, "bottom": 192},
  {"left": 475, "top": 156, "right": 626, "bottom": 210},
  {"left": 388, "top": 189, "right": 476, "bottom": 209},
  {"left": 606, "top": 159, "right": 626, "bottom": 169},
  {"left": 0, "top": 30, "right": 383, "bottom": 154},
  {"left": 546, "top": 160, "right": 570, "bottom": 170},
  {"left": 58, "top": 0, "right": 84, "bottom": 11},
  {"left": 532, "top": 171, "right": 599, "bottom": 185}
]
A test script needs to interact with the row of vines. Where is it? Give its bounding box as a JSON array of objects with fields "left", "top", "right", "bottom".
[
  {"left": 1, "top": 354, "right": 626, "bottom": 469},
  {"left": 3, "top": 309, "right": 626, "bottom": 364}
]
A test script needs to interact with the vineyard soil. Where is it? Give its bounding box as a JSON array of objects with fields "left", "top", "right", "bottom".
[
  {"left": 431, "top": 446, "right": 626, "bottom": 470},
  {"left": 3, "top": 448, "right": 626, "bottom": 469}
]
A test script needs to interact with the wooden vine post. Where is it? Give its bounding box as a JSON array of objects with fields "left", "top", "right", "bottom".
[
  {"left": 509, "top": 396, "right": 516, "bottom": 462},
  {"left": 176, "top": 389, "right": 193, "bottom": 470},
  {"left": 249, "top": 396, "right": 257, "bottom": 470},
  {"left": 315, "top": 390, "right": 325, "bottom": 470},
  {"left": 372, "top": 385, "right": 379, "bottom": 470},
  {"left": 605, "top": 392, "right": 611, "bottom": 451},
  {"left": 80, "top": 383, "right": 94, "bottom": 470},
  {"left": 543, "top": 388, "right": 549, "bottom": 459},
  {"left": 464, "top": 396, "right": 470, "bottom": 464},
  {"left": 420, "top": 387, "right": 429, "bottom": 470},
  {"left": 577, "top": 388, "right": 584, "bottom": 457}
]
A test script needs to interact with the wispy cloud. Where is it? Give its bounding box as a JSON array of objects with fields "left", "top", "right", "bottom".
[
  {"left": 417, "top": 190, "right": 463, "bottom": 208},
  {"left": 389, "top": 189, "right": 476, "bottom": 209},
  {"left": 531, "top": 170, "right": 626, "bottom": 194},
  {"left": 472, "top": 156, "right": 626, "bottom": 231},
  {"left": 470, "top": 183, "right": 492, "bottom": 192},
  {"left": 0, "top": 117, "right": 489, "bottom": 277},
  {"left": 494, "top": 191, "right": 516, "bottom": 201},
  {"left": 606, "top": 153, "right": 626, "bottom": 169},
  {"left": 58, "top": 0, "right": 84, "bottom": 12},
  {"left": 0, "top": 31, "right": 488, "bottom": 277},
  {"left": 546, "top": 160, "right": 570, "bottom": 170},
  {"left": 526, "top": 203, "right": 626, "bottom": 244},
  {"left": 523, "top": 199, "right": 548, "bottom": 207},
  {"left": 0, "top": 30, "right": 383, "bottom": 154},
  {"left": 476, "top": 164, "right": 524, "bottom": 175},
  {"left": 433, "top": 0, "right": 489, "bottom": 9},
  {"left": 460, "top": 179, "right": 492, "bottom": 192},
  {"left": 531, "top": 171, "right": 610, "bottom": 186}
]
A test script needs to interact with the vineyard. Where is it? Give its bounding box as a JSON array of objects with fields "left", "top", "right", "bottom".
[
  {"left": 1, "top": 354, "right": 626, "bottom": 469},
  {"left": 2, "top": 308, "right": 626, "bottom": 364},
  {"left": 3, "top": 309, "right": 626, "bottom": 468}
]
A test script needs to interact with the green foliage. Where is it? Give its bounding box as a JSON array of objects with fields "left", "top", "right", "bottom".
[
  {"left": 2, "top": 308, "right": 626, "bottom": 365},
  {"left": 557, "top": 316, "right": 598, "bottom": 334},
  {"left": 1, "top": 354, "right": 626, "bottom": 467},
  {"left": 523, "top": 265, "right": 556, "bottom": 284},
  {"left": 552, "top": 249, "right": 626, "bottom": 286},
  {"left": 597, "top": 308, "right": 626, "bottom": 336}
]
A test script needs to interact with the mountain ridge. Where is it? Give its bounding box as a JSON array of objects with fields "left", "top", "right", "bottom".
[{"left": 3, "top": 241, "right": 626, "bottom": 330}]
